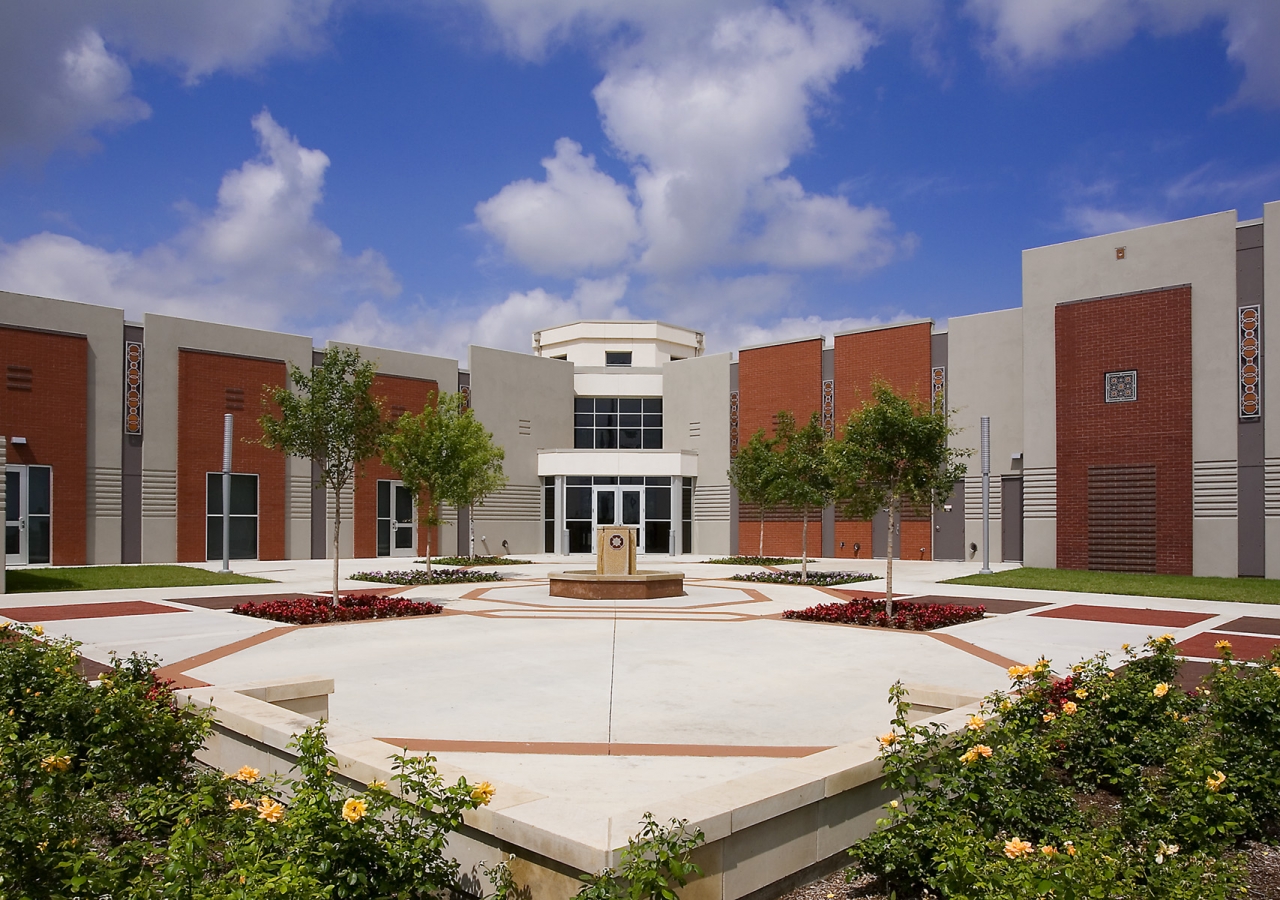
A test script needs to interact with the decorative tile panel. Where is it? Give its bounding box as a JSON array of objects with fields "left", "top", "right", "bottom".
[
  {"left": 821, "top": 379, "right": 835, "bottom": 436},
  {"left": 124, "top": 340, "right": 143, "bottom": 434},
  {"left": 729, "top": 390, "right": 740, "bottom": 455},
  {"left": 1240, "top": 304, "right": 1261, "bottom": 419},
  {"left": 1104, "top": 370, "right": 1137, "bottom": 403},
  {"left": 931, "top": 366, "right": 946, "bottom": 413},
  {"left": 459, "top": 384, "right": 471, "bottom": 409}
]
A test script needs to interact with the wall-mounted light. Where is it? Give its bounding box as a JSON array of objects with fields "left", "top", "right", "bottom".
[
  {"left": 943, "top": 504, "right": 953, "bottom": 512},
  {"left": 10, "top": 437, "right": 26, "bottom": 445}
]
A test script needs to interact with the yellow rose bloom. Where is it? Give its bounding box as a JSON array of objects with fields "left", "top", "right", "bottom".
[
  {"left": 1061, "top": 701, "right": 1078, "bottom": 715},
  {"left": 1042, "top": 711, "right": 1056, "bottom": 723},
  {"left": 368, "top": 780, "right": 388, "bottom": 791},
  {"left": 1121, "top": 643, "right": 1131, "bottom": 651},
  {"left": 230, "top": 799, "right": 253, "bottom": 811},
  {"left": 1035, "top": 657, "right": 1051, "bottom": 670},
  {"left": 470, "top": 781, "right": 496, "bottom": 805},
  {"left": 40, "top": 754, "right": 71, "bottom": 773},
  {"left": 1271, "top": 666, "right": 1280, "bottom": 678},
  {"left": 1214, "top": 639, "right": 1232, "bottom": 651},
  {"left": 1153, "top": 683, "right": 1170, "bottom": 698},
  {"left": 1064, "top": 842, "right": 1077, "bottom": 857},
  {"left": 966, "top": 715, "right": 986, "bottom": 732},
  {"left": 1007, "top": 664, "right": 1034, "bottom": 679},
  {"left": 1074, "top": 688, "right": 1088, "bottom": 699},
  {"left": 227, "top": 765, "right": 260, "bottom": 783},
  {"left": 32, "top": 625, "right": 44, "bottom": 637},
  {"left": 960, "top": 744, "right": 993, "bottom": 764},
  {"left": 1004, "top": 837, "right": 1034, "bottom": 859},
  {"left": 1041, "top": 845, "right": 1058, "bottom": 856},
  {"left": 1107, "top": 671, "right": 1116, "bottom": 678},
  {"left": 1206, "top": 771, "right": 1226, "bottom": 792},
  {"left": 257, "top": 798, "right": 285, "bottom": 823},
  {"left": 878, "top": 732, "right": 899, "bottom": 747},
  {"left": 342, "top": 797, "right": 368, "bottom": 823}
]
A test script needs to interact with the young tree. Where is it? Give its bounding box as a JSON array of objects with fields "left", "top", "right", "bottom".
[
  {"left": 829, "top": 381, "right": 968, "bottom": 616},
  {"left": 259, "top": 348, "right": 386, "bottom": 602},
  {"left": 428, "top": 395, "right": 508, "bottom": 559},
  {"left": 727, "top": 428, "right": 781, "bottom": 560},
  {"left": 381, "top": 391, "right": 499, "bottom": 574},
  {"left": 772, "top": 410, "right": 836, "bottom": 583}
]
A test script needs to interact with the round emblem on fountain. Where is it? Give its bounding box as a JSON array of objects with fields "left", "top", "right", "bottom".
[{"left": 609, "top": 534, "right": 624, "bottom": 549}]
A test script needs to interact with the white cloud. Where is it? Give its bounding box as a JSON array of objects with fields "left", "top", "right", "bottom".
[
  {"left": 964, "top": 0, "right": 1280, "bottom": 107},
  {"left": 476, "top": 3, "right": 908, "bottom": 278},
  {"left": 1063, "top": 205, "right": 1163, "bottom": 236},
  {"left": 474, "top": 138, "right": 641, "bottom": 274},
  {"left": 0, "top": 1, "right": 335, "bottom": 159},
  {"left": 330, "top": 275, "right": 633, "bottom": 360},
  {"left": 0, "top": 111, "right": 396, "bottom": 326}
]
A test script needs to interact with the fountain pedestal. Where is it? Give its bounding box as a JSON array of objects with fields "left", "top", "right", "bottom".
[{"left": 548, "top": 527, "right": 685, "bottom": 599}]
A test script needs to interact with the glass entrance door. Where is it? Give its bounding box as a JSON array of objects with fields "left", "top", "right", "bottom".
[
  {"left": 377, "top": 480, "right": 416, "bottom": 557},
  {"left": 5, "top": 465, "right": 52, "bottom": 566}
]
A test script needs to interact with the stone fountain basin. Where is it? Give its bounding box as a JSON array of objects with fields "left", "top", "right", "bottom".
[{"left": 548, "top": 571, "right": 685, "bottom": 600}]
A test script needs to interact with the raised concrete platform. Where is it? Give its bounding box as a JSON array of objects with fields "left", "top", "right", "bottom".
[{"left": 549, "top": 570, "right": 685, "bottom": 599}]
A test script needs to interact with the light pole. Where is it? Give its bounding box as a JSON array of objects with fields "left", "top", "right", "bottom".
[
  {"left": 980, "top": 415, "right": 992, "bottom": 575},
  {"left": 221, "top": 414, "right": 233, "bottom": 573}
]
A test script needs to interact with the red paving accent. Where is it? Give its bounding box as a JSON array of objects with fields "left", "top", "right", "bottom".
[
  {"left": 1176, "top": 632, "right": 1280, "bottom": 661},
  {"left": 379, "top": 738, "right": 833, "bottom": 758},
  {"left": 155, "top": 626, "right": 297, "bottom": 682},
  {"left": 0, "top": 600, "right": 185, "bottom": 622},
  {"left": 927, "top": 632, "right": 1024, "bottom": 670},
  {"left": 1031, "top": 604, "right": 1212, "bottom": 628}
]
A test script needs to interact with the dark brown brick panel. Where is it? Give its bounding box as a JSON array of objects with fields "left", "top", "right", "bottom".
[
  {"left": 354, "top": 374, "right": 439, "bottom": 558},
  {"left": 1055, "top": 287, "right": 1193, "bottom": 575},
  {"left": 177, "top": 350, "right": 287, "bottom": 562},
  {"left": 0, "top": 326, "right": 88, "bottom": 565}
]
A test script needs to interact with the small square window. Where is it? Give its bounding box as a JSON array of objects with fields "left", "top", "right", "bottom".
[{"left": 606, "top": 351, "right": 632, "bottom": 367}]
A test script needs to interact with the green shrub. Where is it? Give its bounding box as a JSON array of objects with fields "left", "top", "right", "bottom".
[
  {"left": 575, "top": 813, "right": 704, "bottom": 900},
  {"left": 0, "top": 621, "right": 494, "bottom": 900},
  {"left": 850, "top": 635, "right": 1277, "bottom": 899}
]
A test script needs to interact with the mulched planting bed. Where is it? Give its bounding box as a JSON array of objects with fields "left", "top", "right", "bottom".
[
  {"left": 704, "top": 556, "right": 800, "bottom": 565},
  {"left": 352, "top": 569, "right": 503, "bottom": 585},
  {"left": 783, "top": 597, "right": 986, "bottom": 630},
  {"left": 732, "top": 570, "right": 877, "bottom": 586},
  {"left": 422, "top": 556, "right": 532, "bottom": 566},
  {"left": 231, "top": 594, "right": 443, "bottom": 625}
]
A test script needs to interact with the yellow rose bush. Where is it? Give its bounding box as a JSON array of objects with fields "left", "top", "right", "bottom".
[
  {"left": 0, "top": 621, "right": 497, "bottom": 899},
  {"left": 849, "top": 636, "right": 1280, "bottom": 899}
]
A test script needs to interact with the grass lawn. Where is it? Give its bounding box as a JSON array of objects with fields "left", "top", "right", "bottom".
[
  {"left": 4, "top": 565, "right": 274, "bottom": 594},
  {"left": 945, "top": 566, "right": 1280, "bottom": 604}
]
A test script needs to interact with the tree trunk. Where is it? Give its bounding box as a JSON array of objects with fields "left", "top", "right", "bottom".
[
  {"left": 759, "top": 511, "right": 765, "bottom": 560},
  {"left": 422, "top": 499, "right": 433, "bottom": 578},
  {"left": 885, "top": 499, "right": 896, "bottom": 620},
  {"left": 468, "top": 506, "right": 475, "bottom": 559},
  {"left": 801, "top": 507, "right": 809, "bottom": 583},
  {"left": 331, "top": 483, "right": 342, "bottom": 605}
]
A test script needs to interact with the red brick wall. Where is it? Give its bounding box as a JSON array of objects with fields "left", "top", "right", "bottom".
[
  {"left": 354, "top": 374, "right": 439, "bottom": 558},
  {"left": 832, "top": 322, "right": 935, "bottom": 559},
  {"left": 832, "top": 322, "right": 932, "bottom": 429},
  {"left": 0, "top": 326, "right": 88, "bottom": 565},
  {"left": 736, "top": 339, "right": 823, "bottom": 556},
  {"left": 1055, "top": 287, "right": 1193, "bottom": 574},
  {"left": 177, "top": 350, "right": 287, "bottom": 562}
]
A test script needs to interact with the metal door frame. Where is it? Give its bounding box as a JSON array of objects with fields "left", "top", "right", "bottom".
[
  {"left": 377, "top": 479, "right": 417, "bottom": 557},
  {"left": 6, "top": 465, "right": 28, "bottom": 566}
]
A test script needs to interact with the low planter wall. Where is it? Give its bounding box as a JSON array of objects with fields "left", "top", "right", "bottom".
[{"left": 176, "top": 680, "right": 984, "bottom": 900}]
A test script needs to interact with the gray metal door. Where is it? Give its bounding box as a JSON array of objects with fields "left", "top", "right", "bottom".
[
  {"left": 933, "top": 480, "right": 966, "bottom": 560},
  {"left": 871, "top": 508, "right": 902, "bottom": 558},
  {"left": 1001, "top": 476, "right": 1024, "bottom": 563}
]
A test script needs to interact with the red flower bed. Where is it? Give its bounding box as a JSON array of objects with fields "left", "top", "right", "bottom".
[
  {"left": 232, "top": 594, "right": 443, "bottom": 625},
  {"left": 782, "top": 598, "right": 985, "bottom": 631}
]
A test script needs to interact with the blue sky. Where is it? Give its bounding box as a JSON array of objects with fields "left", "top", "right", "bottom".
[{"left": 1, "top": 1, "right": 1278, "bottom": 359}]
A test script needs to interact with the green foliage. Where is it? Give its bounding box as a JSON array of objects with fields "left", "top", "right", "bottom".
[
  {"left": 427, "top": 556, "right": 532, "bottom": 566},
  {"left": 384, "top": 392, "right": 507, "bottom": 560},
  {"left": 702, "top": 556, "right": 800, "bottom": 566},
  {"left": 728, "top": 428, "right": 783, "bottom": 559},
  {"left": 576, "top": 814, "right": 704, "bottom": 900},
  {"left": 850, "top": 636, "right": 1280, "bottom": 899},
  {"left": 259, "top": 346, "right": 387, "bottom": 601},
  {"left": 0, "top": 621, "right": 494, "bottom": 899},
  {"left": 946, "top": 565, "right": 1280, "bottom": 605},
  {"left": 4, "top": 565, "right": 273, "bottom": 593},
  {"left": 829, "top": 380, "right": 967, "bottom": 609},
  {"left": 770, "top": 411, "right": 835, "bottom": 581}
]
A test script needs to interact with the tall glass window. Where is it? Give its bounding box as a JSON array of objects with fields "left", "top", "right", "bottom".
[
  {"left": 543, "top": 476, "right": 556, "bottom": 553},
  {"left": 574, "top": 397, "right": 662, "bottom": 449},
  {"left": 565, "top": 476, "right": 593, "bottom": 553},
  {"left": 207, "top": 473, "right": 259, "bottom": 560},
  {"left": 682, "top": 477, "right": 693, "bottom": 554}
]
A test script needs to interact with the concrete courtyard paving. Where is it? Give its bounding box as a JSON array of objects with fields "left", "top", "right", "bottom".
[{"left": 4, "top": 555, "right": 1280, "bottom": 838}]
